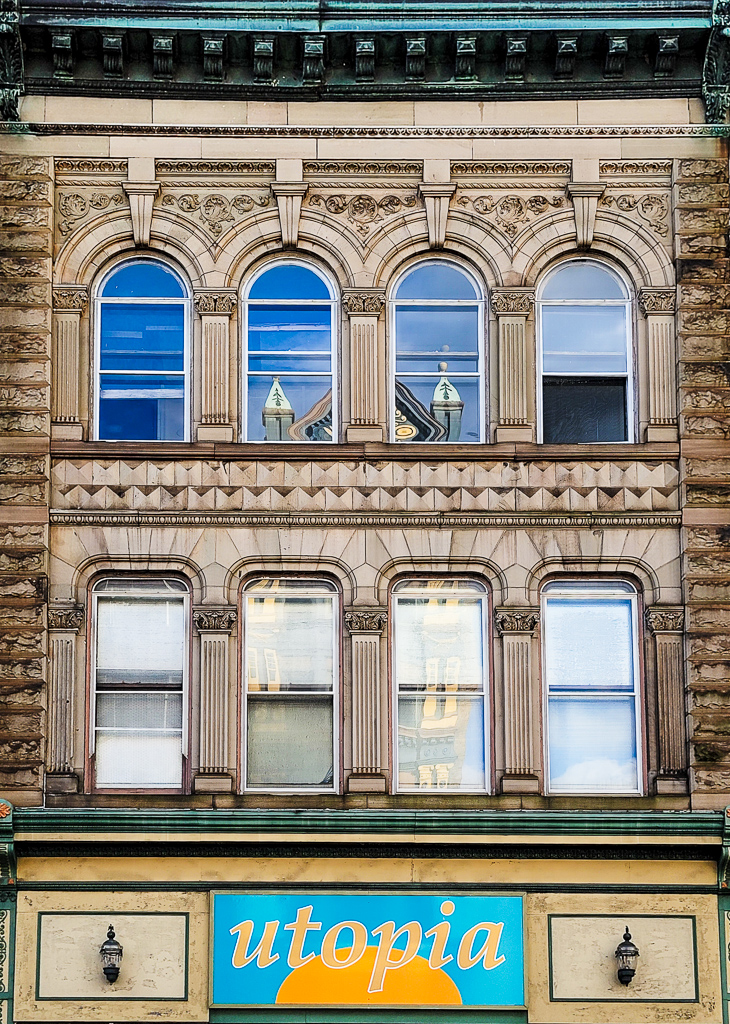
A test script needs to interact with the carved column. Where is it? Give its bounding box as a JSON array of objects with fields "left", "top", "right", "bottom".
[
  {"left": 47, "top": 606, "right": 85, "bottom": 792},
  {"left": 51, "top": 286, "right": 87, "bottom": 440},
  {"left": 639, "top": 288, "right": 678, "bottom": 441},
  {"left": 492, "top": 289, "right": 535, "bottom": 442},
  {"left": 345, "top": 609, "right": 387, "bottom": 793},
  {"left": 343, "top": 290, "right": 386, "bottom": 442},
  {"left": 496, "top": 609, "right": 540, "bottom": 793},
  {"left": 419, "top": 182, "right": 456, "bottom": 248},
  {"left": 194, "top": 291, "right": 237, "bottom": 442},
  {"left": 646, "top": 608, "right": 687, "bottom": 793},
  {"left": 567, "top": 182, "right": 606, "bottom": 249},
  {"left": 194, "top": 609, "right": 237, "bottom": 792}
]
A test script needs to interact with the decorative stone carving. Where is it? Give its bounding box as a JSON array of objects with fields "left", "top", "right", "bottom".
[
  {"left": 342, "top": 291, "right": 386, "bottom": 316},
  {"left": 654, "top": 34, "right": 679, "bottom": 77},
  {"left": 452, "top": 161, "right": 571, "bottom": 177},
  {"left": 600, "top": 160, "right": 672, "bottom": 177},
  {"left": 52, "top": 287, "right": 87, "bottom": 312},
  {"left": 102, "top": 32, "right": 124, "bottom": 76},
  {"left": 345, "top": 610, "right": 387, "bottom": 633},
  {"left": 51, "top": 30, "right": 74, "bottom": 78},
  {"left": 455, "top": 35, "right": 477, "bottom": 80},
  {"left": 156, "top": 159, "right": 274, "bottom": 176},
  {"left": 55, "top": 159, "right": 128, "bottom": 174},
  {"left": 308, "top": 191, "right": 419, "bottom": 240},
  {"left": 48, "top": 606, "right": 85, "bottom": 632},
  {"left": 56, "top": 190, "right": 125, "bottom": 237},
  {"left": 638, "top": 288, "right": 676, "bottom": 315},
  {"left": 272, "top": 181, "right": 309, "bottom": 248},
  {"left": 253, "top": 35, "right": 275, "bottom": 82},
  {"left": 567, "top": 182, "right": 606, "bottom": 249},
  {"left": 193, "top": 292, "right": 237, "bottom": 315},
  {"left": 419, "top": 182, "right": 456, "bottom": 249},
  {"left": 491, "top": 289, "right": 534, "bottom": 315},
  {"left": 646, "top": 608, "right": 684, "bottom": 633},
  {"left": 496, "top": 610, "right": 539, "bottom": 634},
  {"left": 456, "top": 191, "right": 566, "bottom": 238},
  {"left": 193, "top": 609, "right": 237, "bottom": 632},
  {"left": 302, "top": 35, "right": 325, "bottom": 82},
  {"left": 605, "top": 36, "right": 628, "bottom": 77},
  {"left": 405, "top": 36, "right": 426, "bottom": 80},
  {"left": 123, "top": 181, "right": 160, "bottom": 247},
  {"left": 202, "top": 35, "right": 225, "bottom": 80},
  {"left": 304, "top": 161, "right": 422, "bottom": 177},
  {"left": 161, "top": 190, "right": 271, "bottom": 239},
  {"left": 505, "top": 35, "right": 527, "bottom": 79},
  {"left": 555, "top": 36, "right": 577, "bottom": 78},
  {"left": 355, "top": 37, "right": 375, "bottom": 81},
  {"left": 600, "top": 191, "right": 669, "bottom": 237},
  {"left": 152, "top": 34, "right": 174, "bottom": 78}
]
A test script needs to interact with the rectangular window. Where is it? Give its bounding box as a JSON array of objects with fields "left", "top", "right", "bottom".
[
  {"left": 243, "top": 579, "right": 337, "bottom": 790},
  {"left": 393, "top": 579, "right": 488, "bottom": 792},
  {"left": 91, "top": 578, "right": 188, "bottom": 789},
  {"left": 543, "top": 580, "right": 642, "bottom": 794}
]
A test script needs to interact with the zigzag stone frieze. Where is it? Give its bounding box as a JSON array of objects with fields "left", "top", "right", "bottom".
[{"left": 51, "top": 458, "right": 679, "bottom": 515}]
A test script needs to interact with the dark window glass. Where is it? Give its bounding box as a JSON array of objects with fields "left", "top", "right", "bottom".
[{"left": 542, "top": 378, "right": 627, "bottom": 443}]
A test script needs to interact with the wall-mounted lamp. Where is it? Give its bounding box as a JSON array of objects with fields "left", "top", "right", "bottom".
[
  {"left": 100, "top": 923, "right": 123, "bottom": 983},
  {"left": 614, "top": 925, "right": 640, "bottom": 985}
]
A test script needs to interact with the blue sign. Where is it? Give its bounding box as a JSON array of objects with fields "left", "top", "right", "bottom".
[{"left": 211, "top": 893, "right": 524, "bottom": 1007}]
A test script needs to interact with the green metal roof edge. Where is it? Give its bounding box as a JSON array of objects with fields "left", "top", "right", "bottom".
[{"left": 11, "top": 808, "right": 726, "bottom": 838}]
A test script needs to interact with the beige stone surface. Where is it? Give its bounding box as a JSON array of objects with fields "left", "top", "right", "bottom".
[
  {"left": 152, "top": 99, "right": 247, "bottom": 125},
  {"left": 44, "top": 96, "right": 154, "bottom": 125}
]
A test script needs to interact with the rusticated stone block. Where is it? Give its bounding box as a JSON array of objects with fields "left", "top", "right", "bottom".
[
  {"left": 689, "top": 634, "right": 730, "bottom": 657},
  {"left": 0, "top": 709, "right": 42, "bottom": 734},
  {"left": 0, "top": 383, "right": 49, "bottom": 407},
  {"left": 0, "top": 411, "right": 49, "bottom": 434},
  {"left": 0, "top": 524, "right": 45, "bottom": 548},
  {"left": 680, "top": 414, "right": 730, "bottom": 436},
  {"left": 0, "top": 550, "right": 45, "bottom": 573},
  {"left": 0, "top": 308, "right": 49, "bottom": 330},
  {"left": 680, "top": 337, "right": 730, "bottom": 360},
  {"left": 0, "top": 482, "right": 47, "bottom": 506},
  {"left": 0, "top": 631, "right": 44, "bottom": 656},
  {"left": 0, "top": 256, "right": 49, "bottom": 278},
  {"left": 0, "top": 454, "right": 46, "bottom": 475},
  {"left": 687, "top": 580, "right": 730, "bottom": 603},
  {"left": 0, "top": 360, "right": 48, "bottom": 384},
  {"left": 0, "top": 232, "right": 52, "bottom": 255},
  {"left": 676, "top": 183, "right": 730, "bottom": 204},
  {"left": 1, "top": 282, "right": 51, "bottom": 306},
  {"left": 677, "top": 159, "right": 728, "bottom": 181},
  {"left": 680, "top": 364, "right": 730, "bottom": 387},
  {"left": 0, "top": 156, "right": 51, "bottom": 178},
  {"left": 680, "top": 309, "right": 730, "bottom": 334},
  {"left": 677, "top": 235, "right": 727, "bottom": 257},
  {"left": 0, "top": 206, "right": 51, "bottom": 229},
  {"left": 0, "top": 332, "right": 49, "bottom": 357},
  {"left": 0, "top": 658, "right": 44, "bottom": 680},
  {"left": 681, "top": 389, "right": 730, "bottom": 412},
  {"left": 678, "top": 208, "right": 728, "bottom": 232},
  {"left": 0, "top": 575, "right": 46, "bottom": 601},
  {"left": 677, "top": 258, "right": 730, "bottom": 282},
  {"left": 0, "top": 181, "right": 51, "bottom": 204},
  {"left": 679, "top": 285, "right": 730, "bottom": 307}
]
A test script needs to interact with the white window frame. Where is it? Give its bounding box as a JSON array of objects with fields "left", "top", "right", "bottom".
[
  {"left": 93, "top": 257, "right": 191, "bottom": 442},
  {"left": 392, "top": 578, "right": 490, "bottom": 794},
  {"left": 241, "top": 578, "right": 339, "bottom": 793},
  {"left": 536, "top": 258, "right": 634, "bottom": 444},
  {"left": 541, "top": 579, "right": 643, "bottom": 796},
  {"left": 389, "top": 259, "right": 486, "bottom": 444},
  {"left": 242, "top": 259, "right": 339, "bottom": 443},
  {"left": 89, "top": 577, "right": 190, "bottom": 791}
]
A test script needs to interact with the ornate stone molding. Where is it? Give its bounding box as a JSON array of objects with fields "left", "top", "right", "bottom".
[
  {"left": 638, "top": 288, "right": 677, "bottom": 315},
  {"left": 55, "top": 158, "right": 128, "bottom": 174},
  {"left": 345, "top": 610, "right": 387, "bottom": 633},
  {"left": 48, "top": 606, "right": 85, "bottom": 632},
  {"left": 123, "top": 181, "right": 160, "bottom": 246},
  {"left": 452, "top": 161, "right": 571, "bottom": 177},
  {"left": 160, "top": 190, "right": 271, "bottom": 238},
  {"left": 495, "top": 610, "right": 539, "bottom": 634},
  {"left": 567, "top": 182, "right": 606, "bottom": 249},
  {"left": 491, "top": 289, "right": 535, "bottom": 315},
  {"left": 193, "top": 291, "right": 237, "bottom": 315},
  {"left": 646, "top": 608, "right": 684, "bottom": 634},
  {"left": 307, "top": 191, "right": 419, "bottom": 239},
  {"left": 156, "top": 159, "right": 275, "bottom": 175},
  {"left": 342, "top": 290, "right": 386, "bottom": 316},
  {"left": 456, "top": 191, "right": 566, "bottom": 237},
  {"left": 193, "top": 609, "right": 238, "bottom": 632},
  {"left": 304, "top": 161, "right": 421, "bottom": 176},
  {"left": 52, "top": 286, "right": 88, "bottom": 312},
  {"left": 599, "top": 160, "right": 672, "bottom": 177},
  {"left": 600, "top": 191, "right": 670, "bottom": 237}
]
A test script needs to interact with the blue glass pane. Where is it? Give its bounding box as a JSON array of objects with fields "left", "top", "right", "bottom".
[
  {"left": 101, "top": 304, "right": 185, "bottom": 372},
  {"left": 249, "top": 265, "right": 331, "bottom": 300},
  {"left": 101, "top": 262, "right": 185, "bottom": 298},
  {"left": 395, "top": 375, "right": 480, "bottom": 443},
  {"left": 248, "top": 305, "right": 331, "bottom": 372},
  {"left": 398, "top": 696, "right": 485, "bottom": 790},
  {"left": 396, "top": 264, "right": 478, "bottom": 300},
  {"left": 548, "top": 696, "right": 638, "bottom": 792},
  {"left": 247, "top": 375, "right": 332, "bottom": 442},
  {"left": 542, "top": 263, "right": 627, "bottom": 300},
  {"left": 395, "top": 306, "right": 479, "bottom": 372},
  {"left": 99, "top": 375, "right": 185, "bottom": 441},
  {"left": 542, "top": 306, "right": 627, "bottom": 373},
  {"left": 545, "top": 597, "right": 634, "bottom": 691}
]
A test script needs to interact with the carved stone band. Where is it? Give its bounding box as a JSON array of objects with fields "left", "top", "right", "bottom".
[
  {"left": 638, "top": 288, "right": 677, "bottom": 315},
  {"left": 495, "top": 609, "right": 539, "bottom": 634},
  {"left": 52, "top": 287, "right": 88, "bottom": 312},
  {"left": 646, "top": 608, "right": 684, "bottom": 633},
  {"left": 342, "top": 291, "right": 386, "bottom": 316},
  {"left": 193, "top": 291, "right": 237, "bottom": 315},
  {"left": 48, "top": 606, "right": 85, "bottom": 632},
  {"left": 345, "top": 610, "right": 387, "bottom": 633},
  {"left": 491, "top": 289, "right": 535, "bottom": 315},
  {"left": 193, "top": 609, "right": 238, "bottom": 632}
]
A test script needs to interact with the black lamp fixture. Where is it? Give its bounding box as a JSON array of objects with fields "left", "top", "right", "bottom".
[
  {"left": 614, "top": 925, "right": 640, "bottom": 985},
  {"left": 100, "top": 923, "right": 123, "bottom": 983}
]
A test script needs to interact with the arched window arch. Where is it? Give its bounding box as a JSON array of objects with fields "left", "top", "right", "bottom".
[
  {"left": 243, "top": 261, "right": 337, "bottom": 443},
  {"left": 537, "top": 259, "right": 633, "bottom": 443},
  {"left": 391, "top": 261, "right": 484, "bottom": 443},
  {"left": 95, "top": 258, "right": 190, "bottom": 441}
]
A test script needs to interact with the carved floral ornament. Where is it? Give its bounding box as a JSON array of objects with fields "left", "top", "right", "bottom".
[
  {"left": 638, "top": 288, "right": 677, "bottom": 316},
  {"left": 193, "top": 609, "right": 238, "bottom": 632},
  {"left": 56, "top": 189, "right": 126, "bottom": 236},
  {"left": 161, "top": 191, "right": 272, "bottom": 238},
  {"left": 645, "top": 608, "right": 684, "bottom": 634},
  {"left": 455, "top": 191, "right": 567, "bottom": 238},
  {"left": 344, "top": 610, "right": 388, "bottom": 633},
  {"left": 599, "top": 191, "right": 670, "bottom": 237},
  {"left": 306, "top": 192, "right": 420, "bottom": 238},
  {"left": 490, "top": 290, "right": 535, "bottom": 315},
  {"left": 342, "top": 291, "right": 386, "bottom": 316},
  {"left": 495, "top": 610, "right": 540, "bottom": 634},
  {"left": 52, "top": 286, "right": 88, "bottom": 312},
  {"left": 48, "top": 606, "right": 86, "bottom": 631},
  {"left": 193, "top": 292, "right": 237, "bottom": 315}
]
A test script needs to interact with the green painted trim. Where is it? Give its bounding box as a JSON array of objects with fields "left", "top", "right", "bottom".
[
  {"left": 16, "top": 882, "right": 720, "bottom": 895},
  {"left": 12, "top": 808, "right": 726, "bottom": 839},
  {"left": 718, "top": 899, "right": 730, "bottom": 1024},
  {"left": 547, "top": 914, "right": 699, "bottom": 1003},
  {"left": 34, "top": 912, "right": 189, "bottom": 1001},
  {"left": 210, "top": 1011, "right": 528, "bottom": 1023}
]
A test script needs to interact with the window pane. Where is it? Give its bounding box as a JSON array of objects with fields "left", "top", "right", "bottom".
[
  {"left": 394, "top": 579, "right": 485, "bottom": 593},
  {"left": 542, "top": 378, "right": 627, "bottom": 443},
  {"left": 246, "top": 595, "right": 334, "bottom": 692},
  {"left": 541, "top": 263, "right": 627, "bottom": 300},
  {"left": 396, "top": 264, "right": 478, "bottom": 300},
  {"left": 544, "top": 596, "right": 635, "bottom": 692},
  {"left": 96, "top": 597, "right": 184, "bottom": 686},
  {"left": 98, "top": 375, "right": 185, "bottom": 441},
  {"left": 247, "top": 696, "right": 333, "bottom": 787},
  {"left": 248, "top": 305, "right": 332, "bottom": 371},
  {"left": 547, "top": 696, "right": 638, "bottom": 792},
  {"left": 96, "top": 692, "right": 182, "bottom": 729},
  {"left": 542, "top": 306, "right": 627, "bottom": 374},
  {"left": 397, "top": 695, "right": 485, "bottom": 790},
  {"left": 100, "top": 304, "right": 185, "bottom": 372},
  {"left": 249, "top": 265, "right": 331, "bottom": 300},
  {"left": 101, "top": 262, "right": 185, "bottom": 299},
  {"left": 247, "top": 375, "right": 332, "bottom": 442},
  {"left": 247, "top": 578, "right": 336, "bottom": 593},
  {"left": 395, "top": 306, "right": 479, "bottom": 372},
  {"left": 95, "top": 731, "right": 183, "bottom": 787},
  {"left": 395, "top": 376, "right": 479, "bottom": 443},
  {"left": 396, "top": 596, "right": 484, "bottom": 692}
]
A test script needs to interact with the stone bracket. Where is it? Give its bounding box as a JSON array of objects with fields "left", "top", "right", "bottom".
[
  {"left": 419, "top": 182, "right": 456, "bottom": 249},
  {"left": 567, "top": 182, "right": 606, "bottom": 249},
  {"left": 123, "top": 181, "right": 161, "bottom": 247},
  {"left": 272, "top": 181, "right": 308, "bottom": 248}
]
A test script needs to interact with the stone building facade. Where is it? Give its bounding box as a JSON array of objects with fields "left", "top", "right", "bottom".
[{"left": 1, "top": 0, "right": 730, "bottom": 1022}]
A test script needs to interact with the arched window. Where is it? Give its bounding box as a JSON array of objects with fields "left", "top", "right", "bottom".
[
  {"left": 542, "top": 579, "right": 642, "bottom": 794},
  {"left": 393, "top": 578, "right": 489, "bottom": 792},
  {"left": 242, "top": 578, "right": 339, "bottom": 790},
  {"left": 244, "top": 262, "right": 337, "bottom": 442},
  {"left": 96, "top": 260, "right": 189, "bottom": 441},
  {"left": 392, "top": 262, "right": 484, "bottom": 443},
  {"left": 538, "top": 260, "right": 632, "bottom": 443}
]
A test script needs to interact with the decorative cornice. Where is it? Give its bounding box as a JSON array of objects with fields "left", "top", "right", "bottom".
[
  {"left": 491, "top": 289, "right": 535, "bottom": 315},
  {"left": 48, "top": 606, "right": 85, "bottom": 632},
  {"left": 52, "top": 286, "right": 88, "bottom": 312},
  {"left": 599, "top": 160, "right": 672, "bottom": 177},
  {"left": 495, "top": 609, "right": 540, "bottom": 634},
  {"left": 342, "top": 290, "right": 386, "bottom": 316},
  {"left": 304, "top": 161, "right": 421, "bottom": 176},
  {"left": 193, "top": 291, "right": 237, "bottom": 315},
  {"left": 452, "top": 160, "right": 571, "bottom": 176},
  {"left": 54, "top": 158, "right": 127, "bottom": 174},
  {"left": 639, "top": 287, "right": 677, "bottom": 315},
  {"left": 156, "top": 159, "right": 275, "bottom": 175},
  {"left": 193, "top": 608, "right": 237, "bottom": 632},
  {"left": 646, "top": 608, "right": 685, "bottom": 634},
  {"left": 345, "top": 610, "right": 387, "bottom": 633}
]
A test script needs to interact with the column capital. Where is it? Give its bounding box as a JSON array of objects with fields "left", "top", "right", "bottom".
[
  {"left": 491, "top": 288, "right": 535, "bottom": 315},
  {"left": 646, "top": 607, "right": 684, "bottom": 634},
  {"left": 52, "top": 286, "right": 88, "bottom": 312},
  {"left": 342, "top": 290, "right": 386, "bottom": 316},
  {"left": 345, "top": 609, "right": 387, "bottom": 633},
  {"left": 48, "top": 605, "right": 85, "bottom": 632},
  {"left": 193, "top": 290, "right": 237, "bottom": 316},
  {"left": 638, "top": 287, "right": 676, "bottom": 316},
  {"left": 495, "top": 608, "right": 539, "bottom": 634},
  {"left": 193, "top": 608, "right": 238, "bottom": 632}
]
